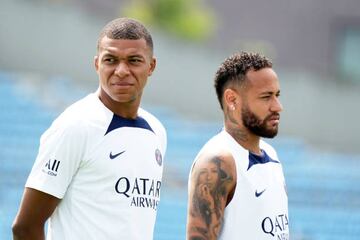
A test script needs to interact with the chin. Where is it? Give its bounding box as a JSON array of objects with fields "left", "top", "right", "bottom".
[
  {"left": 267, "top": 130, "right": 278, "bottom": 138},
  {"left": 262, "top": 127, "right": 279, "bottom": 138},
  {"left": 110, "top": 94, "right": 134, "bottom": 103}
]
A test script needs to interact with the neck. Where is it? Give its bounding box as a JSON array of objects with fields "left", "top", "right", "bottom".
[
  {"left": 97, "top": 88, "right": 140, "bottom": 119},
  {"left": 224, "top": 111, "right": 261, "bottom": 155},
  {"left": 225, "top": 125, "right": 261, "bottom": 155}
]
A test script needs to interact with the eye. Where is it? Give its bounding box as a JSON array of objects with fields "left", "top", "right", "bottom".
[
  {"left": 129, "top": 58, "right": 143, "bottom": 64},
  {"left": 103, "top": 57, "right": 116, "bottom": 64}
]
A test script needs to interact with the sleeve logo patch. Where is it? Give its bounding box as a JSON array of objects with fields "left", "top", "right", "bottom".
[{"left": 42, "top": 158, "right": 60, "bottom": 176}]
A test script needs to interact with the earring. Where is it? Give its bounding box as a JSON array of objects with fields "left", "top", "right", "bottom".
[{"left": 230, "top": 105, "right": 235, "bottom": 111}]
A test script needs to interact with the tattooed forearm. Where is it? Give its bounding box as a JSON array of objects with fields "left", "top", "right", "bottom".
[
  {"left": 189, "top": 226, "right": 210, "bottom": 240},
  {"left": 188, "top": 157, "right": 233, "bottom": 239},
  {"left": 189, "top": 237, "right": 206, "bottom": 240}
]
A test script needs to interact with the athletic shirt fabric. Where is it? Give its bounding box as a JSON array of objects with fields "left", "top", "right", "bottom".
[
  {"left": 191, "top": 130, "right": 289, "bottom": 240},
  {"left": 25, "top": 93, "right": 167, "bottom": 240}
]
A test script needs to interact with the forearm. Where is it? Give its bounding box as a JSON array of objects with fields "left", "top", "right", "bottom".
[
  {"left": 187, "top": 210, "right": 223, "bottom": 240},
  {"left": 12, "top": 224, "right": 45, "bottom": 240}
]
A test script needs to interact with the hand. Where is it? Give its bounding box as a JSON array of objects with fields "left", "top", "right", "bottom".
[{"left": 198, "top": 184, "right": 215, "bottom": 212}]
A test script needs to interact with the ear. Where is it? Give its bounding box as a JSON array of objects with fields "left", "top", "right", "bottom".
[
  {"left": 94, "top": 55, "right": 99, "bottom": 72},
  {"left": 148, "top": 57, "right": 157, "bottom": 76},
  {"left": 223, "top": 88, "right": 239, "bottom": 110}
]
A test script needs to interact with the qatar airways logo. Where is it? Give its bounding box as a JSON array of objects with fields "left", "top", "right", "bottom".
[
  {"left": 115, "top": 177, "right": 161, "bottom": 210},
  {"left": 262, "top": 213, "right": 289, "bottom": 239}
]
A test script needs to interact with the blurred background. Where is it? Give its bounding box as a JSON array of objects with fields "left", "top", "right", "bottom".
[{"left": 1, "top": 0, "right": 360, "bottom": 239}]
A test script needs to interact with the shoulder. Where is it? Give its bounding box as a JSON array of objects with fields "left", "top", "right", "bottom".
[
  {"left": 59, "top": 93, "right": 101, "bottom": 123},
  {"left": 138, "top": 107, "right": 167, "bottom": 152},
  {"left": 193, "top": 150, "right": 235, "bottom": 173},
  {"left": 41, "top": 94, "right": 97, "bottom": 142},
  {"left": 260, "top": 139, "right": 280, "bottom": 161},
  {"left": 138, "top": 108, "right": 166, "bottom": 134},
  {"left": 138, "top": 108, "right": 167, "bottom": 142},
  {"left": 197, "top": 131, "right": 229, "bottom": 153},
  {"left": 193, "top": 131, "right": 238, "bottom": 166},
  {"left": 191, "top": 133, "right": 236, "bottom": 185}
]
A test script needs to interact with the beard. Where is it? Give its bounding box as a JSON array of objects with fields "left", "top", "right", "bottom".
[{"left": 241, "top": 105, "right": 279, "bottom": 138}]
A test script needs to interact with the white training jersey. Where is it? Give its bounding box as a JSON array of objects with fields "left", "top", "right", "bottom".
[
  {"left": 26, "top": 93, "right": 167, "bottom": 240},
  {"left": 191, "top": 130, "right": 289, "bottom": 240}
]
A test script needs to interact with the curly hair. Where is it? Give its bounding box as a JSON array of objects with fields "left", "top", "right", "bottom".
[
  {"left": 97, "top": 17, "right": 153, "bottom": 54},
  {"left": 214, "top": 52, "right": 272, "bottom": 109}
]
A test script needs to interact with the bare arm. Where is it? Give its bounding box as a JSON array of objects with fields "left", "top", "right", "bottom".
[
  {"left": 12, "top": 187, "right": 61, "bottom": 240},
  {"left": 186, "top": 152, "right": 236, "bottom": 240}
]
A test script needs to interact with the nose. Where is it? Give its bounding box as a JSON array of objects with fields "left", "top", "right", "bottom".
[
  {"left": 114, "top": 62, "right": 130, "bottom": 77},
  {"left": 271, "top": 97, "right": 283, "bottom": 113}
]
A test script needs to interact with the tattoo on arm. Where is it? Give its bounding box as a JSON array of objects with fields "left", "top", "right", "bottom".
[{"left": 188, "top": 157, "right": 233, "bottom": 239}]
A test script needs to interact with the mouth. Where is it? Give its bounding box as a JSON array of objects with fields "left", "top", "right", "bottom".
[
  {"left": 267, "top": 114, "right": 280, "bottom": 125},
  {"left": 112, "top": 81, "right": 133, "bottom": 86},
  {"left": 111, "top": 82, "right": 134, "bottom": 89}
]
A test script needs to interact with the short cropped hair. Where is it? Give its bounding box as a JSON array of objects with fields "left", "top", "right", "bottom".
[
  {"left": 97, "top": 17, "right": 153, "bottom": 54},
  {"left": 214, "top": 52, "right": 272, "bottom": 109}
]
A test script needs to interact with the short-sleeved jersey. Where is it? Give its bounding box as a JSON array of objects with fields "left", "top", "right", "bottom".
[
  {"left": 190, "top": 130, "right": 289, "bottom": 240},
  {"left": 26, "top": 93, "right": 167, "bottom": 240}
]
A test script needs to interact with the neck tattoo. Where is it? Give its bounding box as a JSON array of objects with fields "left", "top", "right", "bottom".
[{"left": 225, "top": 107, "right": 248, "bottom": 142}]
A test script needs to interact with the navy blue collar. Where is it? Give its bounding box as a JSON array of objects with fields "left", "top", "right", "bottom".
[
  {"left": 105, "top": 114, "right": 154, "bottom": 135},
  {"left": 247, "top": 150, "right": 279, "bottom": 170}
]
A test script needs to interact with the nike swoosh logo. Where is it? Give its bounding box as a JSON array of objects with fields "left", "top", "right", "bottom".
[
  {"left": 255, "top": 189, "right": 266, "bottom": 197},
  {"left": 109, "top": 150, "right": 125, "bottom": 160}
]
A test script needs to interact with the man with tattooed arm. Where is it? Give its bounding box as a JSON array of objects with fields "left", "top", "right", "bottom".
[{"left": 186, "top": 52, "right": 289, "bottom": 240}]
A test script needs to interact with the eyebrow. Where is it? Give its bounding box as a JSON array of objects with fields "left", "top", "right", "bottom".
[
  {"left": 102, "top": 53, "right": 116, "bottom": 57},
  {"left": 100, "top": 53, "right": 146, "bottom": 62},
  {"left": 260, "top": 90, "right": 281, "bottom": 95},
  {"left": 128, "top": 54, "right": 145, "bottom": 59},
  {"left": 101, "top": 52, "right": 145, "bottom": 58}
]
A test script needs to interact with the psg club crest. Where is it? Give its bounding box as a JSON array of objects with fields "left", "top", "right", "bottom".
[{"left": 155, "top": 149, "right": 162, "bottom": 166}]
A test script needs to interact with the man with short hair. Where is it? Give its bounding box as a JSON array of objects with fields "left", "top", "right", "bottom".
[
  {"left": 12, "top": 17, "right": 167, "bottom": 240},
  {"left": 186, "top": 52, "right": 289, "bottom": 239}
]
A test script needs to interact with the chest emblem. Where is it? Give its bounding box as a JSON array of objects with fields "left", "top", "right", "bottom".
[
  {"left": 155, "top": 149, "right": 162, "bottom": 166},
  {"left": 255, "top": 188, "right": 266, "bottom": 197},
  {"left": 109, "top": 150, "right": 126, "bottom": 160}
]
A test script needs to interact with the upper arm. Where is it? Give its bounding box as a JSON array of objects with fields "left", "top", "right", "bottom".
[
  {"left": 26, "top": 120, "right": 87, "bottom": 198},
  {"left": 12, "top": 188, "right": 61, "bottom": 239},
  {"left": 186, "top": 152, "right": 236, "bottom": 240}
]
